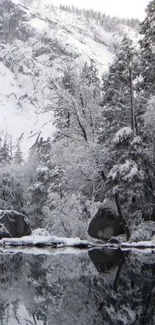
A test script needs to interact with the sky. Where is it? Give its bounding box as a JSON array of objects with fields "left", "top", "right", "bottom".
[{"left": 44, "top": 0, "right": 150, "bottom": 20}]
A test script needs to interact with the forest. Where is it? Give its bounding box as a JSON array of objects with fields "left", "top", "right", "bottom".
[{"left": 0, "top": 0, "right": 155, "bottom": 241}]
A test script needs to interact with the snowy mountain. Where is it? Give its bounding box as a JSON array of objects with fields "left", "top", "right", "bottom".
[{"left": 0, "top": 0, "right": 138, "bottom": 156}]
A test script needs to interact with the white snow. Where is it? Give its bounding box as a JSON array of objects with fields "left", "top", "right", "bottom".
[
  {"left": 0, "top": 60, "right": 55, "bottom": 157},
  {"left": 108, "top": 160, "right": 138, "bottom": 181},
  {"left": 121, "top": 241, "right": 155, "bottom": 248},
  {"left": 108, "top": 164, "right": 118, "bottom": 180},
  {"left": 0, "top": 0, "right": 139, "bottom": 157},
  {"left": 32, "top": 228, "right": 51, "bottom": 237},
  {"left": 0, "top": 209, "right": 22, "bottom": 216},
  {"left": 28, "top": 18, "right": 48, "bottom": 30},
  {"left": 0, "top": 247, "right": 87, "bottom": 256},
  {"left": 1, "top": 233, "right": 155, "bottom": 253},
  {"left": 0, "top": 234, "right": 94, "bottom": 248},
  {"left": 125, "top": 165, "right": 138, "bottom": 179},
  {"left": 113, "top": 127, "right": 133, "bottom": 144},
  {"left": 36, "top": 166, "right": 49, "bottom": 173},
  {"left": 120, "top": 160, "right": 138, "bottom": 180},
  {"left": 131, "top": 136, "right": 142, "bottom": 145}
]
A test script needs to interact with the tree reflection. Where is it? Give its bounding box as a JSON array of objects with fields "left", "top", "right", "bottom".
[
  {"left": 88, "top": 247, "right": 155, "bottom": 324},
  {"left": 0, "top": 251, "right": 101, "bottom": 325},
  {"left": 0, "top": 249, "right": 155, "bottom": 324}
]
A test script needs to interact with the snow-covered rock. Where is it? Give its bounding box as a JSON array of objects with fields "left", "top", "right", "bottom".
[
  {"left": 0, "top": 210, "right": 31, "bottom": 238},
  {"left": 32, "top": 228, "right": 51, "bottom": 237}
]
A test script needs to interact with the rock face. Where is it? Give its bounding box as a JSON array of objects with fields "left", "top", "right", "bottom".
[
  {"left": 0, "top": 224, "right": 11, "bottom": 239},
  {"left": 0, "top": 210, "right": 31, "bottom": 238},
  {"left": 88, "top": 207, "right": 125, "bottom": 240}
]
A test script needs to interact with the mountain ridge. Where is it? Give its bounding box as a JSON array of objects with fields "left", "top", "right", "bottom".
[{"left": 0, "top": 0, "right": 138, "bottom": 156}]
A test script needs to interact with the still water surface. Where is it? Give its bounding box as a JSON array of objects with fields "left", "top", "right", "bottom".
[{"left": 0, "top": 247, "right": 155, "bottom": 325}]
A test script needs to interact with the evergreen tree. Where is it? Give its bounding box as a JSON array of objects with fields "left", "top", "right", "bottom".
[
  {"left": 105, "top": 128, "right": 146, "bottom": 216},
  {"left": 139, "top": 0, "right": 155, "bottom": 96},
  {"left": 0, "top": 164, "right": 26, "bottom": 210},
  {"left": 0, "top": 138, "right": 11, "bottom": 164},
  {"left": 14, "top": 143, "right": 23, "bottom": 164},
  {"left": 101, "top": 35, "right": 137, "bottom": 141},
  {"left": 80, "top": 61, "right": 100, "bottom": 87},
  {"left": 27, "top": 137, "right": 66, "bottom": 227}
]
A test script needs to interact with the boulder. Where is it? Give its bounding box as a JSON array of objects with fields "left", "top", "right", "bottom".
[
  {"left": 0, "top": 210, "right": 31, "bottom": 238},
  {"left": 88, "top": 207, "right": 124, "bottom": 240},
  {"left": 0, "top": 224, "right": 11, "bottom": 239}
]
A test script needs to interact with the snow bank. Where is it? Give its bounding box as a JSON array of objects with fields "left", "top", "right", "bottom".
[
  {"left": 0, "top": 235, "right": 95, "bottom": 248},
  {"left": 0, "top": 247, "right": 87, "bottom": 256},
  {"left": 1, "top": 233, "right": 155, "bottom": 250},
  {"left": 121, "top": 241, "right": 155, "bottom": 249},
  {"left": 1, "top": 235, "right": 155, "bottom": 252}
]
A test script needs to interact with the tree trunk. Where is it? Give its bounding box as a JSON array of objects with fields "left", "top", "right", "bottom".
[
  {"left": 115, "top": 192, "right": 131, "bottom": 241},
  {"left": 129, "top": 66, "right": 135, "bottom": 134}
]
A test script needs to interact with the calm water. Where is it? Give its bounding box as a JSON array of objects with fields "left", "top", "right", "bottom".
[{"left": 0, "top": 247, "right": 155, "bottom": 325}]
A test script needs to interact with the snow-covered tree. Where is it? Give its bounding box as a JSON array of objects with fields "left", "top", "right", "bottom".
[
  {"left": 80, "top": 61, "right": 100, "bottom": 87},
  {"left": 14, "top": 143, "right": 23, "bottom": 164},
  {"left": 0, "top": 137, "right": 12, "bottom": 164},
  {"left": 27, "top": 137, "right": 67, "bottom": 228},
  {"left": 101, "top": 35, "right": 137, "bottom": 140},
  {"left": 143, "top": 96, "right": 155, "bottom": 203},
  {"left": 139, "top": 0, "right": 155, "bottom": 96},
  {"left": 0, "top": 164, "right": 27, "bottom": 211},
  {"left": 51, "top": 63, "right": 102, "bottom": 143},
  {"left": 102, "top": 124, "right": 155, "bottom": 224}
]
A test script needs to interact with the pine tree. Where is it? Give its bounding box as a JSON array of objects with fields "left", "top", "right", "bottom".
[
  {"left": 27, "top": 137, "right": 66, "bottom": 227},
  {"left": 0, "top": 138, "right": 11, "bottom": 164},
  {"left": 101, "top": 35, "right": 137, "bottom": 141},
  {"left": 14, "top": 143, "right": 23, "bottom": 164},
  {"left": 137, "top": 1, "right": 155, "bottom": 216},
  {"left": 139, "top": 0, "right": 155, "bottom": 96},
  {"left": 80, "top": 61, "right": 100, "bottom": 87},
  {"left": 104, "top": 127, "right": 151, "bottom": 223}
]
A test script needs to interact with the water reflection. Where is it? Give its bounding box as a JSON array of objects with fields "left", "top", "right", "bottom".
[
  {"left": 89, "top": 247, "right": 155, "bottom": 324},
  {"left": 0, "top": 248, "right": 155, "bottom": 324},
  {"left": 0, "top": 250, "right": 102, "bottom": 325},
  {"left": 89, "top": 247, "right": 126, "bottom": 272}
]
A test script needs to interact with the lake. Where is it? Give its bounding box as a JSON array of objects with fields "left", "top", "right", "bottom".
[{"left": 0, "top": 247, "right": 155, "bottom": 324}]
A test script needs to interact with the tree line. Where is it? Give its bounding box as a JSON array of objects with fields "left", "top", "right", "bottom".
[{"left": 59, "top": 4, "right": 139, "bottom": 33}]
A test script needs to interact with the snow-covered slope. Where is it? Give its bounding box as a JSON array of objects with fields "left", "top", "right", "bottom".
[{"left": 0, "top": 0, "right": 137, "bottom": 155}]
